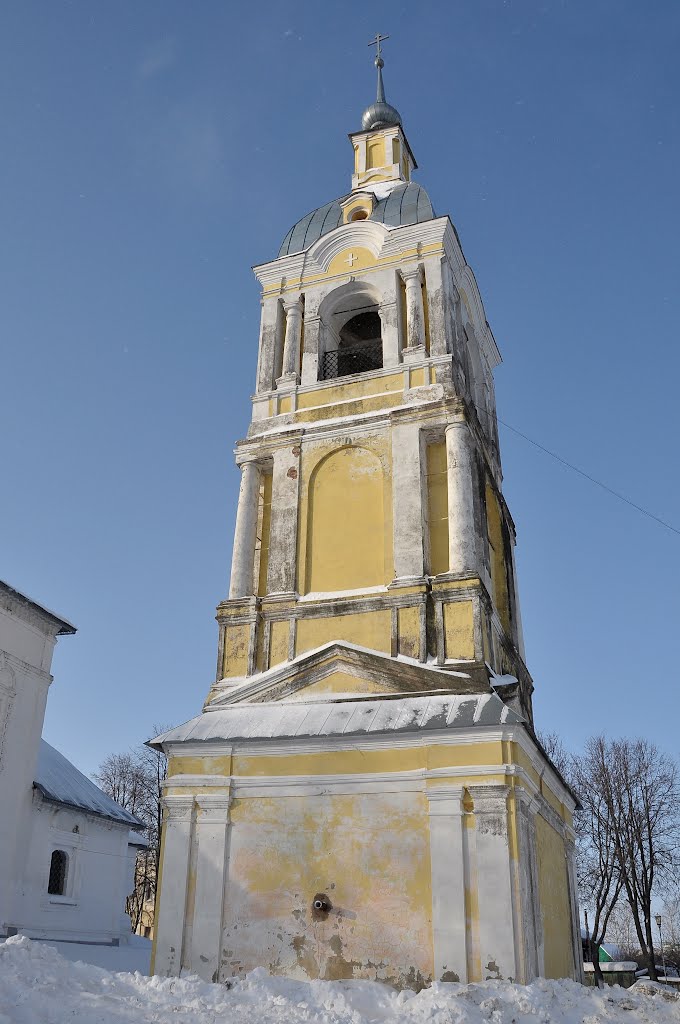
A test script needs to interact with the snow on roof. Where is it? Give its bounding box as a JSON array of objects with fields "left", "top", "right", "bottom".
[
  {"left": 150, "top": 691, "right": 522, "bottom": 748},
  {"left": 35, "top": 741, "right": 142, "bottom": 828},
  {"left": 0, "top": 580, "right": 76, "bottom": 634},
  {"left": 128, "top": 830, "right": 149, "bottom": 848}
]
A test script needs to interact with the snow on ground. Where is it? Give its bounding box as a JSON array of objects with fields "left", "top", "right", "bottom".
[
  {"left": 33, "top": 933, "right": 151, "bottom": 974},
  {"left": 2, "top": 936, "right": 680, "bottom": 1024}
]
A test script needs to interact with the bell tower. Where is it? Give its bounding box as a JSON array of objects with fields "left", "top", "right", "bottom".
[
  {"left": 151, "top": 43, "right": 581, "bottom": 990},
  {"left": 212, "top": 33, "right": 531, "bottom": 720}
]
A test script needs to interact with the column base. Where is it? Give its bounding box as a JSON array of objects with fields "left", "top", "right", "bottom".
[
  {"left": 402, "top": 345, "right": 427, "bottom": 363},
  {"left": 275, "top": 373, "right": 298, "bottom": 388}
]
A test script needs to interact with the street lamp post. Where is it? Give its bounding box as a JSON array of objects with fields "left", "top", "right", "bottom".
[{"left": 656, "top": 913, "right": 668, "bottom": 984}]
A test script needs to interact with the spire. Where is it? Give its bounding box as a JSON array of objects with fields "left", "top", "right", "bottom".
[
  {"left": 362, "top": 34, "right": 402, "bottom": 131},
  {"left": 374, "top": 34, "right": 387, "bottom": 103}
]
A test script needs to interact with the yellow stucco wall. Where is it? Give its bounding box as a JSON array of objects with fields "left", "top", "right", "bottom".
[
  {"left": 296, "top": 372, "right": 403, "bottom": 410},
  {"left": 299, "top": 440, "right": 393, "bottom": 595},
  {"left": 256, "top": 472, "right": 272, "bottom": 596},
  {"left": 160, "top": 737, "right": 577, "bottom": 986},
  {"left": 535, "top": 814, "right": 573, "bottom": 979},
  {"left": 443, "top": 601, "right": 475, "bottom": 661},
  {"left": 269, "top": 620, "right": 289, "bottom": 668},
  {"left": 398, "top": 605, "right": 420, "bottom": 659},
  {"left": 305, "top": 446, "right": 387, "bottom": 592},
  {"left": 296, "top": 610, "right": 391, "bottom": 656},
  {"left": 279, "top": 670, "right": 389, "bottom": 698},
  {"left": 221, "top": 790, "right": 433, "bottom": 985},
  {"left": 426, "top": 442, "right": 449, "bottom": 574},
  {"left": 486, "top": 481, "right": 511, "bottom": 636},
  {"left": 223, "top": 624, "right": 249, "bottom": 678}
]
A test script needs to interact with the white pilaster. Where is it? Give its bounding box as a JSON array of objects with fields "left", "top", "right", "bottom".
[
  {"left": 513, "top": 790, "right": 541, "bottom": 982},
  {"left": 565, "top": 830, "right": 584, "bottom": 983},
  {"left": 153, "top": 795, "right": 194, "bottom": 977},
  {"left": 228, "top": 461, "right": 260, "bottom": 599},
  {"left": 278, "top": 298, "right": 303, "bottom": 383},
  {"left": 427, "top": 787, "right": 468, "bottom": 982},
  {"left": 266, "top": 445, "right": 301, "bottom": 595},
  {"left": 391, "top": 422, "right": 425, "bottom": 580},
  {"left": 401, "top": 266, "right": 426, "bottom": 356},
  {"left": 189, "top": 793, "right": 231, "bottom": 982},
  {"left": 445, "top": 421, "right": 477, "bottom": 575},
  {"left": 469, "top": 785, "right": 518, "bottom": 982},
  {"left": 300, "top": 315, "right": 321, "bottom": 385},
  {"left": 423, "top": 256, "right": 453, "bottom": 356},
  {"left": 255, "top": 296, "right": 281, "bottom": 393},
  {"left": 378, "top": 300, "right": 400, "bottom": 367}
]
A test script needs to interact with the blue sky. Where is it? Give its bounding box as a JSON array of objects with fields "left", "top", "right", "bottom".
[{"left": 2, "top": 1, "right": 678, "bottom": 776}]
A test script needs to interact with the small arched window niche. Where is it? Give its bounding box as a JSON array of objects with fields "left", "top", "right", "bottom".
[
  {"left": 318, "top": 283, "right": 383, "bottom": 382},
  {"left": 48, "top": 849, "right": 68, "bottom": 896}
]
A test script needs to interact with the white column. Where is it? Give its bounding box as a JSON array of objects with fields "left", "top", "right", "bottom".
[
  {"left": 445, "top": 420, "right": 477, "bottom": 574},
  {"left": 391, "top": 421, "right": 425, "bottom": 580},
  {"left": 266, "top": 445, "right": 301, "bottom": 595},
  {"left": 402, "top": 266, "right": 425, "bottom": 354},
  {"left": 427, "top": 787, "right": 468, "bottom": 982},
  {"left": 228, "top": 462, "right": 260, "bottom": 599},
  {"left": 153, "top": 795, "right": 194, "bottom": 977},
  {"left": 278, "top": 298, "right": 303, "bottom": 382},
  {"left": 469, "top": 785, "right": 518, "bottom": 982},
  {"left": 189, "top": 793, "right": 231, "bottom": 982}
]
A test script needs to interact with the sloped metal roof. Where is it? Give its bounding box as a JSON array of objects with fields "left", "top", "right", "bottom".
[
  {"left": 150, "top": 692, "right": 521, "bottom": 748},
  {"left": 35, "top": 740, "right": 142, "bottom": 828},
  {"left": 278, "top": 182, "right": 435, "bottom": 258}
]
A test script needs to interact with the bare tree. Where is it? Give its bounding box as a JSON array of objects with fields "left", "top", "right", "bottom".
[
  {"left": 537, "top": 730, "right": 572, "bottom": 780},
  {"left": 93, "top": 724, "right": 170, "bottom": 934},
  {"left": 569, "top": 742, "right": 624, "bottom": 987},
  {"left": 589, "top": 736, "right": 680, "bottom": 981}
]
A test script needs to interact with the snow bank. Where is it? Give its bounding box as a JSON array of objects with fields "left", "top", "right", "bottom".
[
  {"left": 2, "top": 935, "right": 680, "bottom": 1024},
  {"left": 33, "top": 934, "right": 151, "bottom": 974}
]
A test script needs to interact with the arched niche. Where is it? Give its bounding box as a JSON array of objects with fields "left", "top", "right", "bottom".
[
  {"left": 304, "top": 445, "right": 387, "bottom": 593},
  {"left": 317, "top": 280, "right": 384, "bottom": 381}
]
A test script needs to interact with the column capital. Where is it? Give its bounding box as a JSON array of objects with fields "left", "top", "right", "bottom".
[
  {"left": 282, "top": 297, "right": 303, "bottom": 314},
  {"left": 467, "top": 784, "right": 510, "bottom": 813},
  {"left": 235, "top": 457, "right": 262, "bottom": 472},
  {"left": 444, "top": 417, "right": 470, "bottom": 434},
  {"left": 195, "top": 793, "right": 231, "bottom": 825},
  {"left": 514, "top": 786, "right": 541, "bottom": 816},
  {"left": 401, "top": 265, "right": 423, "bottom": 285},
  {"left": 426, "top": 785, "right": 465, "bottom": 816},
  {"left": 161, "top": 795, "right": 194, "bottom": 821}
]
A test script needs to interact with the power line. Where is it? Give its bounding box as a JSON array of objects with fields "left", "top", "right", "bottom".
[{"left": 498, "top": 418, "right": 680, "bottom": 538}]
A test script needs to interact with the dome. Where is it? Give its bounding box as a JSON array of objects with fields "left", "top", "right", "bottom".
[
  {"left": 277, "top": 182, "right": 435, "bottom": 258},
  {"left": 361, "top": 101, "right": 402, "bottom": 131}
]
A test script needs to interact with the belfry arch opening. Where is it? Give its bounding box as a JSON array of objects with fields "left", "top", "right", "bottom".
[{"left": 318, "top": 283, "right": 383, "bottom": 382}]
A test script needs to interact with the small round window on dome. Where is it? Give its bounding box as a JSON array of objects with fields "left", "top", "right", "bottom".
[{"left": 350, "top": 209, "right": 368, "bottom": 221}]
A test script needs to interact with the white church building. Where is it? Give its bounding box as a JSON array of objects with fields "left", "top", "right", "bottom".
[{"left": 0, "top": 580, "right": 144, "bottom": 946}]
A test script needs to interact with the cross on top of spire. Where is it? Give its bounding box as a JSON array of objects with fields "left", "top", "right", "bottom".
[
  {"left": 361, "top": 32, "right": 401, "bottom": 129},
  {"left": 368, "top": 33, "right": 390, "bottom": 68}
]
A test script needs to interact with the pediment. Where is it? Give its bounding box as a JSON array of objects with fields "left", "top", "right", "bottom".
[{"left": 207, "top": 642, "right": 478, "bottom": 708}]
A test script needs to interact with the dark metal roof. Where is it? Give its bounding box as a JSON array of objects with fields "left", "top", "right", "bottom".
[{"left": 277, "top": 182, "right": 435, "bottom": 258}]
